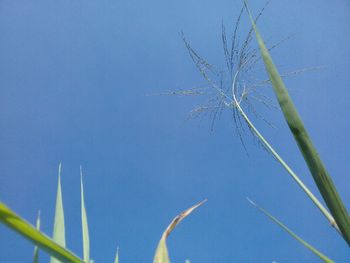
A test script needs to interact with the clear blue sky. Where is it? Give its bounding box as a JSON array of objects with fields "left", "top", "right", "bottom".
[{"left": 1, "top": 0, "right": 350, "bottom": 262}]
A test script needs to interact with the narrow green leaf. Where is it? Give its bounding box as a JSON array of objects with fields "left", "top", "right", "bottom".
[
  {"left": 114, "top": 247, "right": 119, "bottom": 263},
  {"left": 154, "top": 240, "right": 170, "bottom": 263},
  {"left": 248, "top": 198, "right": 334, "bottom": 263},
  {"left": 80, "top": 166, "right": 90, "bottom": 263},
  {"left": 243, "top": 1, "right": 350, "bottom": 244},
  {"left": 153, "top": 200, "right": 206, "bottom": 263},
  {"left": 33, "top": 210, "right": 41, "bottom": 263},
  {"left": 0, "top": 203, "right": 83, "bottom": 263},
  {"left": 51, "top": 163, "right": 66, "bottom": 263}
]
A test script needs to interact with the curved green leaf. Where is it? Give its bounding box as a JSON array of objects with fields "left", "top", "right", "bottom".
[
  {"left": 0, "top": 203, "right": 83, "bottom": 263},
  {"left": 153, "top": 200, "right": 206, "bottom": 263}
]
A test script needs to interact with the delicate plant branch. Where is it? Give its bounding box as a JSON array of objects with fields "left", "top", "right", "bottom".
[
  {"left": 172, "top": 6, "right": 340, "bottom": 234},
  {"left": 231, "top": 69, "right": 340, "bottom": 233}
]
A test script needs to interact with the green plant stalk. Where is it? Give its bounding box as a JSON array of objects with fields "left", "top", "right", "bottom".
[
  {"left": 231, "top": 72, "right": 338, "bottom": 233},
  {"left": 244, "top": 0, "right": 350, "bottom": 245},
  {"left": 248, "top": 198, "right": 334, "bottom": 263},
  {"left": 0, "top": 203, "right": 83, "bottom": 263}
]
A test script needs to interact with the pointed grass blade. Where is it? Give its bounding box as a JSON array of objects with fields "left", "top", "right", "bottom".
[
  {"left": 0, "top": 203, "right": 83, "bottom": 263},
  {"left": 114, "top": 247, "right": 119, "bottom": 263},
  {"left": 243, "top": 1, "right": 350, "bottom": 244},
  {"left": 153, "top": 200, "right": 206, "bottom": 263},
  {"left": 248, "top": 198, "right": 334, "bottom": 263},
  {"left": 51, "top": 164, "right": 66, "bottom": 263},
  {"left": 153, "top": 238, "right": 170, "bottom": 263},
  {"left": 33, "top": 211, "right": 41, "bottom": 263},
  {"left": 80, "top": 166, "right": 90, "bottom": 262}
]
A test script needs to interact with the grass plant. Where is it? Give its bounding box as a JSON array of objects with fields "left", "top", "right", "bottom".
[
  {"left": 243, "top": 0, "right": 350, "bottom": 244},
  {"left": 51, "top": 164, "right": 66, "bottom": 263},
  {"left": 80, "top": 167, "right": 91, "bottom": 263},
  {"left": 0, "top": 165, "right": 204, "bottom": 263},
  {"left": 0, "top": 1, "right": 349, "bottom": 261},
  {"left": 153, "top": 200, "right": 206, "bottom": 263},
  {"left": 171, "top": 0, "right": 350, "bottom": 258},
  {"left": 0, "top": 202, "right": 83, "bottom": 263}
]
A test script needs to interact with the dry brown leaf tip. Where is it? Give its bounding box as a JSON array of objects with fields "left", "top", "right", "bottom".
[{"left": 162, "top": 199, "right": 207, "bottom": 240}]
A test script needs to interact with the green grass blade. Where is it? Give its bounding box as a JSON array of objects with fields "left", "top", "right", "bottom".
[
  {"left": 33, "top": 210, "right": 41, "bottom": 263},
  {"left": 114, "top": 247, "right": 119, "bottom": 263},
  {"left": 0, "top": 203, "right": 83, "bottom": 263},
  {"left": 51, "top": 163, "right": 66, "bottom": 263},
  {"left": 153, "top": 200, "right": 206, "bottom": 263},
  {"left": 243, "top": 1, "right": 350, "bottom": 244},
  {"left": 80, "top": 166, "right": 90, "bottom": 263},
  {"left": 154, "top": 240, "right": 170, "bottom": 263},
  {"left": 248, "top": 198, "right": 334, "bottom": 263}
]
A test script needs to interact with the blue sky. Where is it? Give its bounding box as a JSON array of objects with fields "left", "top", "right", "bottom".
[{"left": 1, "top": 0, "right": 350, "bottom": 262}]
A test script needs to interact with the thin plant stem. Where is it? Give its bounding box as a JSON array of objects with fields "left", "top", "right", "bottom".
[{"left": 231, "top": 70, "right": 340, "bottom": 234}]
